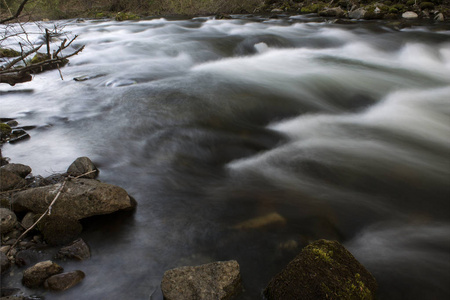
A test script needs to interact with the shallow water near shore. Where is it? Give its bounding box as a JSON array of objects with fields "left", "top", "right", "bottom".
[{"left": 1, "top": 15, "right": 450, "bottom": 299}]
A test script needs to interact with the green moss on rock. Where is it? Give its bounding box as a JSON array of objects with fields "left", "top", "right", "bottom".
[
  {"left": 0, "top": 123, "right": 12, "bottom": 139},
  {"left": 115, "top": 12, "right": 140, "bottom": 21},
  {"left": 264, "top": 239, "right": 378, "bottom": 300},
  {"left": 0, "top": 48, "right": 21, "bottom": 58},
  {"left": 301, "top": 3, "right": 325, "bottom": 13}
]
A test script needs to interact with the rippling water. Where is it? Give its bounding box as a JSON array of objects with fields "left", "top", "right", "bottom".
[{"left": 1, "top": 15, "right": 450, "bottom": 299}]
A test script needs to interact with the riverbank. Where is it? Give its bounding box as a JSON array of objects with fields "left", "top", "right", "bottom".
[{"left": 1, "top": 0, "right": 449, "bottom": 21}]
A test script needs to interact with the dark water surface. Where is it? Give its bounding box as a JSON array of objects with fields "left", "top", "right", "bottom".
[{"left": 1, "top": 15, "right": 450, "bottom": 299}]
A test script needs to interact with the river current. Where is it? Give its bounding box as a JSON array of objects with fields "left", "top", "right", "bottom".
[{"left": 1, "top": 15, "right": 450, "bottom": 299}]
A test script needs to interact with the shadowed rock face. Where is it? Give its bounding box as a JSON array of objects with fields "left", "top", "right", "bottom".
[
  {"left": 264, "top": 240, "right": 378, "bottom": 300},
  {"left": 161, "top": 260, "right": 242, "bottom": 300}
]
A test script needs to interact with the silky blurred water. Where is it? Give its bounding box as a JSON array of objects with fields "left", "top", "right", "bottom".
[{"left": 1, "top": 15, "right": 450, "bottom": 299}]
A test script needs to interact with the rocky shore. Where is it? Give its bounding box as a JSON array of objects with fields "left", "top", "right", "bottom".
[
  {"left": 1, "top": 119, "right": 379, "bottom": 299},
  {"left": 263, "top": 0, "right": 448, "bottom": 21}
]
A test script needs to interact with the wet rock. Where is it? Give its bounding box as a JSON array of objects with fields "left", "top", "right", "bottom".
[
  {"left": 161, "top": 260, "right": 242, "bottom": 300},
  {"left": 0, "top": 169, "right": 27, "bottom": 191},
  {"left": 8, "top": 129, "right": 30, "bottom": 144},
  {"left": 349, "top": 8, "right": 367, "bottom": 19},
  {"left": 264, "top": 239, "right": 377, "bottom": 300},
  {"left": 0, "top": 287, "right": 21, "bottom": 297},
  {"left": 1, "top": 164, "right": 31, "bottom": 178},
  {"left": 0, "top": 208, "right": 17, "bottom": 234},
  {"left": 37, "top": 216, "right": 83, "bottom": 246},
  {"left": 12, "top": 178, "right": 136, "bottom": 220},
  {"left": 233, "top": 212, "right": 286, "bottom": 230},
  {"left": 319, "top": 7, "right": 346, "bottom": 18},
  {"left": 1, "top": 251, "right": 10, "bottom": 274},
  {"left": 0, "top": 123, "right": 12, "bottom": 139},
  {"left": 67, "top": 157, "right": 99, "bottom": 179},
  {"left": 57, "top": 238, "right": 90, "bottom": 260},
  {"left": 271, "top": 8, "right": 283, "bottom": 13},
  {"left": 22, "top": 260, "right": 63, "bottom": 288},
  {"left": 402, "top": 11, "right": 418, "bottom": 19},
  {"left": 20, "top": 212, "right": 36, "bottom": 230},
  {"left": 44, "top": 270, "right": 85, "bottom": 291}
]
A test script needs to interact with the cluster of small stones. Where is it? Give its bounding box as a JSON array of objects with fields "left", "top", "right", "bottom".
[{"left": 0, "top": 156, "right": 90, "bottom": 298}]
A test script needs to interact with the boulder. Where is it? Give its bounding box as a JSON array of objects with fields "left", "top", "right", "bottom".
[
  {"left": 44, "top": 270, "right": 85, "bottom": 291},
  {"left": 349, "top": 8, "right": 367, "bottom": 19},
  {"left": 67, "top": 157, "right": 99, "bottom": 179},
  {"left": 37, "top": 216, "right": 83, "bottom": 246},
  {"left": 20, "top": 212, "right": 36, "bottom": 229},
  {"left": 12, "top": 178, "right": 136, "bottom": 220},
  {"left": 264, "top": 240, "right": 377, "bottom": 300},
  {"left": 1, "top": 164, "right": 31, "bottom": 178},
  {"left": 22, "top": 260, "right": 63, "bottom": 288},
  {"left": 1, "top": 251, "right": 10, "bottom": 274},
  {"left": 435, "top": 13, "right": 444, "bottom": 22},
  {"left": 0, "top": 208, "right": 17, "bottom": 234},
  {"left": 0, "top": 169, "right": 27, "bottom": 191},
  {"left": 58, "top": 238, "right": 90, "bottom": 260},
  {"left": 319, "top": 7, "right": 347, "bottom": 18},
  {"left": 161, "top": 260, "right": 242, "bottom": 300},
  {"left": 402, "top": 11, "right": 418, "bottom": 19}
]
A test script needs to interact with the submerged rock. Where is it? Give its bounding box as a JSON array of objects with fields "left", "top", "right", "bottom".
[
  {"left": 264, "top": 239, "right": 377, "bottom": 300},
  {"left": 0, "top": 208, "right": 17, "bottom": 234},
  {"left": 22, "top": 260, "right": 63, "bottom": 288},
  {"left": 12, "top": 178, "right": 136, "bottom": 220},
  {"left": 233, "top": 212, "right": 286, "bottom": 230},
  {"left": 44, "top": 270, "right": 85, "bottom": 291},
  {"left": 67, "top": 157, "right": 99, "bottom": 179},
  {"left": 161, "top": 260, "right": 242, "bottom": 300}
]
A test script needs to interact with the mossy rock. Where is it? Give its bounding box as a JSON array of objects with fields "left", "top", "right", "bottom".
[
  {"left": 115, "top": 12, "right": 140, "bottom": 21},
  {"left": 406, "top": 0, "right": 415, "bottom": 5},
  {"left": 30, "top": 53, "right": 50, "bottom": 64},
  {"left": 420, "top": 2, "right": 434, "bottom": 9},
  {"left": 264, "top": 239, "right": 378, "bottom": 300},
  {"left": 0, "top": 123, "right": 12, "bottom": 139},
  {"left": 301, "top": 3, "right": 326, "bottom": 13},
  {"left": 0, "top": 48, "right": 20, "bottom": 58}
]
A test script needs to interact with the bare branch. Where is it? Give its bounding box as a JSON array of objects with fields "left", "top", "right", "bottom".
[
  {"left": 2, "top": 44, "right": 43, "bottom": 69},
  {"left": 0, "top": 0, "right": 31, "bottom": 24}
]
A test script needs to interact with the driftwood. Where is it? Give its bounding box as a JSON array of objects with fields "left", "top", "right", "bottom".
[{"left": 0, "top": 71, "right": 32, "bottom": 85}]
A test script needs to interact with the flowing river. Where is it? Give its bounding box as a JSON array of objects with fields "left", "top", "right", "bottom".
[{"left": 1, "top": 15, "right": 450, "bottom": 299}]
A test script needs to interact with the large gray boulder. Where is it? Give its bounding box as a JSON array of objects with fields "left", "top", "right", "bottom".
[
  {"left": 161, "top": 260, "right": 242, "bottom": 300},
  {"left": 12, "top": 178, "right": 136, "bottom": 220},
  {"left": 67, "top": 157, "right": 99, "bottom": 179},
  {"left": 22, "top": 260, "right": 63, "bottom": 288},
  {"left": 264, "top": 239, "right": 377, "bottom": 300}
]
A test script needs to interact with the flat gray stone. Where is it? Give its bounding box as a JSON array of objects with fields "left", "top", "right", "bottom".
[{"left": 161, "top": 260, "right": 242, "bottom": 300}]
